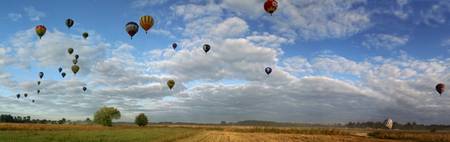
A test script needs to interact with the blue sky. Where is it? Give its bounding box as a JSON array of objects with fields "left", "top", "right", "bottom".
[{"left": 0, "top": 0, "right": 449, "bottom": 124}]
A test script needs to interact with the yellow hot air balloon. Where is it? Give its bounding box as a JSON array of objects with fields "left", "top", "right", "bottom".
[
  {"left": 71, "top": 65, "right": 80, "bottom": 75},
  {"left": 140, "top": 15, "right": 154, "bottom": 34},
  {"left": 167, "top": 80, "right": 175, "bottom": 90}
]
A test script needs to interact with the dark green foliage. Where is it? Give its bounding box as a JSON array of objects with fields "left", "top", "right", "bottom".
[{"left": 134, "top": 113, "right": 149, "bottom": 127}]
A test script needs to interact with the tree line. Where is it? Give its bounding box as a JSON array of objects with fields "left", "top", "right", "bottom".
[{"left": 0, "top": 114, "right": 90, "bottom": 124}]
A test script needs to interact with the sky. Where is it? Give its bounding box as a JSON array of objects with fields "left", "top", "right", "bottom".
[{"left": 0, "top": 0, "right": 449, "bottom": 124}]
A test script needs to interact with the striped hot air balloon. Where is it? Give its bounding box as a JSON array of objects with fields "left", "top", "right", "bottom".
[
  {"left": 140, "top": 15, "right": 154, "bottom": 34},
  {"left": 384, "top": 118, "right": 393, "bottom": 129},
  {"left": 35, "top": 25, "right": 46, "bottom": 39},
  {"left": 125, "top": 22, "right": 139, "bottom": 39}
]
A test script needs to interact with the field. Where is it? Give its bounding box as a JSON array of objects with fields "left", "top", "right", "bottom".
[{"left": 0, "top": 123, "right": 449, "bottom": 142}]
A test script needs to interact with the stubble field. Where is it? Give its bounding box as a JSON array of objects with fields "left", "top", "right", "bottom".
[{"left": 0, "top": 123, "right": 449, "bottom": 142}]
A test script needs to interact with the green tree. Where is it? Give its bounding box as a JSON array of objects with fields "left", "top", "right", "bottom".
[
  {"left": 134, "top": 113, "right": 149, "bottom": 127},
  {"left": 94, "top": 107, "right": 121, "bottom": 126}
]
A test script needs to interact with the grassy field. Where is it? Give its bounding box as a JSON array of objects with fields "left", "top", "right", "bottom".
[{"left": 0, "top": 123, "right": 449, "bottom": 142}]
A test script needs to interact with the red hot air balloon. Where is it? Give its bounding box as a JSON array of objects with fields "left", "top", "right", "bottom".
[
  {"left": 436, "top": 83, "right": 445, "bottom": 95},
  {"left": 264, "top": 0, "right": 278, "bottom": 16}
]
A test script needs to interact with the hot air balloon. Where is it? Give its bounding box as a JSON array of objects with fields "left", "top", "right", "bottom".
[
  {"left": 24, "top": 93, "right": 28, "bottom": 98},
  {"left": 265, "top": 67, "right": 272, "bottom": 75},
  {"left": 58, "top": 67, "right": 63, "bottom": 73},
  {"left": 35, "top": 25, "right": 46, "bottom": 39},
  {"left": 65, "top": 18, "right": 74, "bottom": 29},
  {"left": 32, "top": 100, "right": 35, "bottom": 103},
  {"left": 172, "top": 43, "right": 177, "bottom": 50},
  {"left": 68, "top": 48, "right": 74, "bottom": 55},
  {"left": 72, "top": 59, "right": 78, "bottom": 65},
  {"left": 436, "top": 83, "right": 445, "bottom": 95},
  {"left": 16, "top": 94, "right": 20, "bottom": 99},
  {"left": 125, "top": 22, "right": 139, "bottom": 39},
  {"left": 264, "top": 0, "right": 278, "bottom": 16},
  {"left": 139, "top": 15, "right": 154, "bottom": 34},
  {"left": 37, "top": 90, "right": 40, "bottom": 94},
  {"left": 61, "top": 72, "right": 66, "bottom": 78},
  {"left": 75, "top": 54, "right": 79, "bottom": 60},
  {"left": 39, "top": 72, "right": 44, "bottom": 79},
  {"left": 203, "top": 44, "right": 211, "bottom": 53},
  {"left": 83, "top": 86, "right": 87, "bottom": 92},
  {"left": 167, "top": 80, "right": 175, "bottom": 90},
  {"left": 384, "top": 118, "right": 393, "bottom": 129},
  {"left": 37, "top": 81, "right": 41, "bottom": 86},
  {"left": 82, "top": 32, "right": 89, "bottom": 39},
  {"left": 71, "top": 65, "right": 80, "bottom": 75}
]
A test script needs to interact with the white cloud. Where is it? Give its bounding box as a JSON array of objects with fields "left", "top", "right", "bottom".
[
  {"left": 132, "top": 0, "right": 169, "bottom": 7},
  {"left": 8, "top": 13, "right": 22, "bottom": 21},
  {"left": 362, "top": 34, "right": 409, "bottom": 49},
  {"left": 24, "top": 6, "right": 46, "bottom": 21}
]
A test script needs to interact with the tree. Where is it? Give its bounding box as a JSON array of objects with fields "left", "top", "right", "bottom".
[
  {"left": 94, "top": 107, "right": 121, "bottom": 126},
  {"left": 134, "top": 113, "right": 148, "bottom": 127}
]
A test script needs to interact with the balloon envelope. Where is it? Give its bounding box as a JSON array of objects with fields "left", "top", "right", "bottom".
[
  {"left": 39, "top": 72, "right": 44, "bottom": 79},
  {"left": 265, "top": 67, "right": 272, "bottom": 75},
  {"left": 126, "top": 22, "right": 139, "bottom": 39},
  {"left": 65, "top": 18, "right": 74, "bottom": 28},
  {"left": 436, "top": 83, "right": 445, "bottom": 95},
  {"left": 61, "top": 72, "right": 66, "bottom": 78},
  {"left": 203, "top": 44, "right": 211, "bottom": 53},
  {"left": 68, "top": 48, "right": 74, "bottom": 54},
  {"left": 264, "top": 0, "right": 278, "bottom": 15},
  {"left": 167, "top": 80, "right": 175, "bottom": 90},
  {"left": 35, "top": 25, "right": 46, "bottom": 39},
  {"left": 140, "top": 15, "right": 154, "bottom": 34},
  {"left": 82, "top": 32, "right": 89, "bottom": 39},
  {"left": 71, "top": 65, "right": 80, "bottom": 75},
  {"left": 172, "top": 43, "right": 177, "bottom": 50},
  {"left": 58, "top": 67, "right": 63, "bottom": 73}
]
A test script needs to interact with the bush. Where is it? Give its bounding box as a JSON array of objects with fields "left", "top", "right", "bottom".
[{"left": 135, "top": 113, "right": 149, "bottom": 127}]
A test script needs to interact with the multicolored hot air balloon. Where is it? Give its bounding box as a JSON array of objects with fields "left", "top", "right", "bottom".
[
  {"left": 71, "top": 65, "right": 80, "bottom": 75},
  {"left": 72, "top": 59, "right": 78, "bottom": 65},
  {"left": 264, "top": 0, "right": 278, "bottom": 16},
  {"left": 68, "top": 48, "right": 74, "bottom": 55},
  {"left": 82, "top": 32, "right": 89, "bottom": 39},
  {"left": 203, "top": 44, "right": 211, "bottom": 53},
  {"left": 125, "top": 22, "right": 139, "bottom": 39},
  {"left": 35, "top": 25, "right": 46, "bottom": 39},
  {"left": 61, "top": 72, "right": 66, "bottom": 78},
  {"left": 172, "top": 43, "right": 177, "bottom": 50},
  {"left": 83, "top": 86, "right": 87, "bottom": 92},
  {"left": 167, "top": 80, "right": 175, "bottom": 90},
  {"left": 140, "top": 15, "right": 154, "bottom": 34},
  {"left": 58, "top": 67, "right": 63, "bottom": 73},
  {"left": 75, "top": 54, "right": 79, "bottom": 60},
  {"left": 39, "top": 72, "right": 44, "bottom": 79},
  {"left": 436, "top": 83, "right": 445, "bottom": 95},
  {"left": 265, "top": 67, "right": 272, "bottom": 75},
  {"left": 65, "top": 18, "right": 74, "bottom": 29}
]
